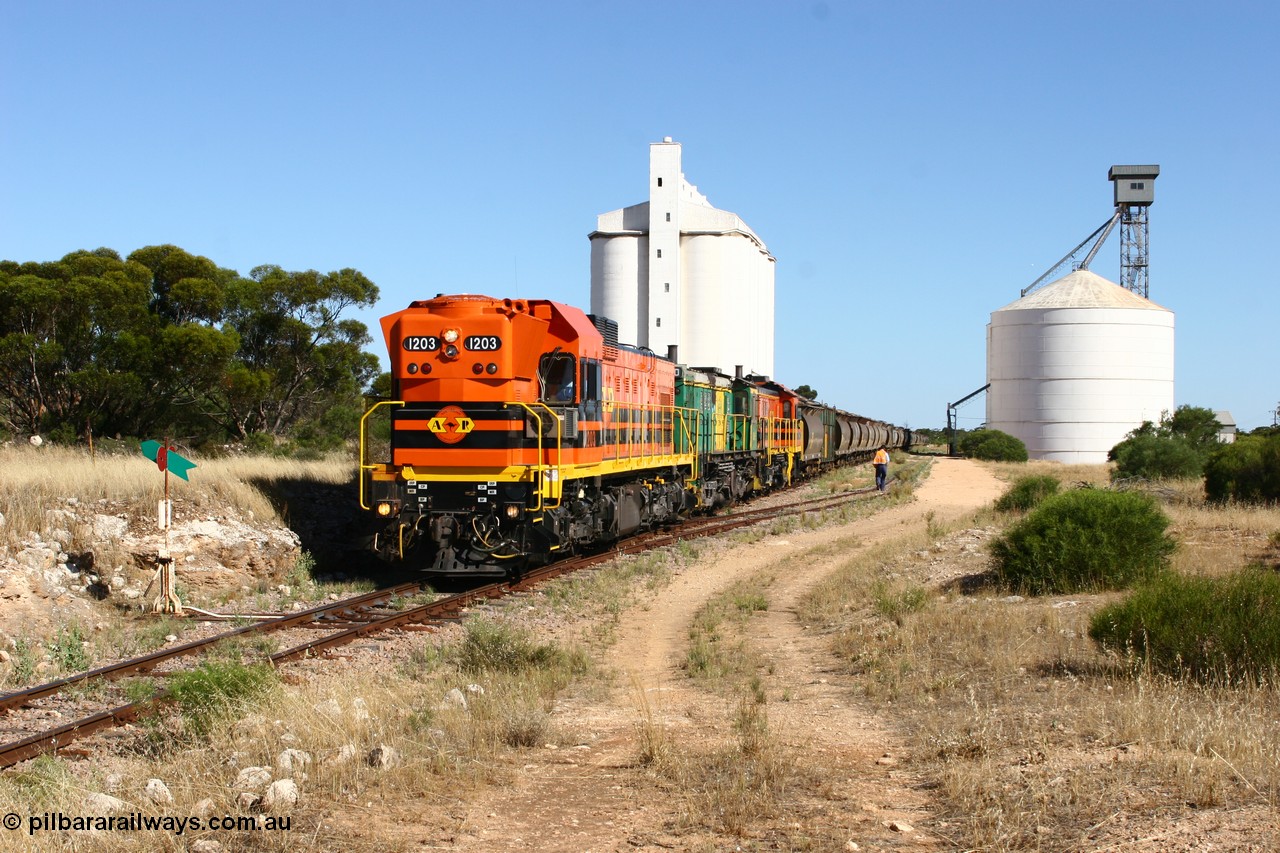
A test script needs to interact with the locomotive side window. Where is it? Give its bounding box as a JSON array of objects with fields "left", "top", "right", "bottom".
[
  {"left": 580, "top": 359, "right": 601, "bottom": 401},
  {"left": 581, "top": 358, "right": 601, "bottom": 419},
  {"left": 540, "top": 352, "right": 577, "bottom": 403}
]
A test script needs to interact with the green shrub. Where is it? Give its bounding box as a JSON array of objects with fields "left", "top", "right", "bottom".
[
  {"left": 1109, "top": 433, "right": 1205, "bottom": 480},
  {"left": 1108, "top": 405, "right": 1223, "bottom": 481},
  {"left": 1089, "top": 566, "right": 1280, "bottom": 684},
  {"left": 10, "top": 638, "right": 39, "bottom": 685},
  {"left": 166, "top": 660, "right": 277, "bottom": 737},
  {"left": 871, "top": 580, "right": 929, "bottom": 626},
  {"left": 994, "top": 475, "right": 1060, "bottom": 513},
  {"left": 958, "top": 429, "right": 1028, "bottom": 462},
  {"left": 48, "top": 625, "right": 92, "bottom": 673},
  {"left": 1203, "top": 433, "right": 1280, "bottom": 503},
  {"left": 243, "top": 432, "right": 282, "bottom": 455},
  {"left": 990, "top": 490, "right": 1175, "bottom": 594},
  {"left": 453, "top": 619, "right": 583, "bottom": 676}
]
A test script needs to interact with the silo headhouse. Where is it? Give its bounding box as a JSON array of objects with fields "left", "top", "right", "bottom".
[{"left": 589, "top": 138, "right": 776, "bottom": 377}]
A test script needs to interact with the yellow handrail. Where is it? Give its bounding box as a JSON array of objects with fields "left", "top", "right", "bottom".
[
  {"left": 532, "top": 402, "right": 564, "bottom": 508},
  {"left": 359, "top": 399, "right": 406, "bottom": 511},
  {"left": 505, "top": 402, "right": 566, "bottom": 510}
]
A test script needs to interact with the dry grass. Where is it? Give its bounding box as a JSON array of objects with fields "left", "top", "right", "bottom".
[
  {"left": 984, "top": 458, "right": 1114, "bottom": 488},
  {"left": 665, "top": 698, "right": 798, "bottom": 838},
  {"left": 799, "top": 463, "right": 1280, "bottom": 850},
  {"left": 0, "top": 444, "right": 352, "bottom": 552},
  {"left": 0, "top": 621, "right": 594, "bottom": 852},
  {"left": 640, "top": 569, "right": 803, "bottom": 837},
  {"left": 1166, "top": 492, "right": 1280, "bottom": 579}
]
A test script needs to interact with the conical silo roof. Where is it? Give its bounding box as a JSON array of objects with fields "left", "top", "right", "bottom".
[{"left": 996, "top": 269, "right": 1169, "bottom": 312}]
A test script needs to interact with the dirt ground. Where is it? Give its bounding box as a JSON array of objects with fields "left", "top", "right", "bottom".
[{"left": 436, "top": 458, "right": 1006, "bottom": 851}]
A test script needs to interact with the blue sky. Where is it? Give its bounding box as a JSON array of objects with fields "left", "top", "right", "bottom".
[{"left": 3, "top": 1, "right": 1277, "bottom": 431}]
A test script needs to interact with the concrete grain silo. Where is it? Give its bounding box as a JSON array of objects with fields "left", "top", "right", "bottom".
[
  {"left": 986, "top": 269, "right": 1174, "bottom": 463},
  {"left": 589, "top": 138, "right": 775, "bottom": 376}
]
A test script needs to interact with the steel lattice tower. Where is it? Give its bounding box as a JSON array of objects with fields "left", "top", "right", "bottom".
[
  {"left": 1109, "top": 165, "right": 1160, "bottom": 298},
  {"left": 1119, "top": 206, "right": 1151, "bottom": 297}
]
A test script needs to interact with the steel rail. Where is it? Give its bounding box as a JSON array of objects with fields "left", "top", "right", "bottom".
[
  {"left": 1, "top": 479, "right": 888, "bottom": 769},
  {"left": 0, "top": 581, "right": 425, "bottom": 714},
  {"left": 0, "top": 583, "right": 498, "bottom": 769}
]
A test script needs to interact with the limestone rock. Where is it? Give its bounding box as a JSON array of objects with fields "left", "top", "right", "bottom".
[
  {"left": 83, "top": 792, "right": 127, "bottom": 814},
  {"left": 439, "top": 687, "right": 468, "bottom": 711},
  {"left": 313, "top": 698, "right": 342, "bottom": 719},
  {"left": 92, "top": 514, "right": 128, "bottom": 540},
  {"left": 324, "top": 744, "right": 359, "bottom": 766},
  {"left": 365, "top": 744, "right": 400, "bottom": 769},
  {"left": 262, "top": 778, "right": 299, "bottom": 812},
  {"left": 145, "top": 778, "right": 174, "bottom": 805},
  {"left": 234, "top": 766, "right": 272, "bottom": 792},
  {"left": 276, "top": 748, "right": 312, "bottom": 774}
]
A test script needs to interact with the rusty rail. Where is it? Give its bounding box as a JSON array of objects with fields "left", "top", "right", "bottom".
[{"left": 1, "top": 481, "right": 885, "bottom": 769}]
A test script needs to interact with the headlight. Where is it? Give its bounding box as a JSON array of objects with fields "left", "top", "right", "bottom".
[
  {"left": 442, "top": 328, "right": 459, "bottom": 343},
  {"left": 505, "top": 505, "right": 521, "bottom": 519},
  {"left": 376, "top": 502, "right": 394, "bottom": 517}
]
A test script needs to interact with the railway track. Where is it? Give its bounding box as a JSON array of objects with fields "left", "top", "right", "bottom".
[{"left": 0, "top": 479, "right": 885, "bottom": 769}]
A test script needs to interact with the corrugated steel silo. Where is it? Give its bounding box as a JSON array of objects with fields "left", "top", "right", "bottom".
[{"left": 986, "top": 269, "right": 1174, "bottom": 463}]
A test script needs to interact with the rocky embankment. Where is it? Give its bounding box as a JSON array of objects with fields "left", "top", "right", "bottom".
[{"left": 0, "top": 498, "right": 303, "bottom": 642}]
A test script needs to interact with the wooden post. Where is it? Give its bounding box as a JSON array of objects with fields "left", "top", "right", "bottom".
[{"left": 151, "top": 436, "right": 183, "bottom": 615}]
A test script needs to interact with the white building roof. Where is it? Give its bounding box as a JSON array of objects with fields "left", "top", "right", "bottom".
[{"left": 996, "top": 269, "right": 1169, "bottom": 312}]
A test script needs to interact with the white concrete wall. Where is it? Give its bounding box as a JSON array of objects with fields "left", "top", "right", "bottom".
[{"left": 681, "top": 233, "right": 722, "bottom": 368}]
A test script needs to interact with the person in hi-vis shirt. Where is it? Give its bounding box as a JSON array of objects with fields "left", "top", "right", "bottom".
[{"left": 872, "top": 446, "right": 890, "bottom": 493}]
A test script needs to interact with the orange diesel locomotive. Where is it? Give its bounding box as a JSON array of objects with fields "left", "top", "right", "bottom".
[
  {"left": 362, "top": 294, "right": 702, "bottom": 576},
  {"left": 361, "top": 293, "right": 910, "bottom": 578}
]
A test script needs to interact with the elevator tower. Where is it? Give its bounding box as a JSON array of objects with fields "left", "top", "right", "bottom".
[{"left": 1108, "top": 165, "right": 1160, "bottom": 298}]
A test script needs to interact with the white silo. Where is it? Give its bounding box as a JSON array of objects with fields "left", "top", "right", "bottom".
[
  {"left": 589, "top": 139, "right": 776, "bottom": 376},
  {"left": 986, "top": 269, "right": 1174, "bottom": 464},
  {"left": 589, "top": 205, "right": 648, "bottom": 345}
]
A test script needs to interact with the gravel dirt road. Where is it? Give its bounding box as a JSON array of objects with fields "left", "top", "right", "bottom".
[{"left": 442, "top": 457, "right": 1006, "bottom": 851}]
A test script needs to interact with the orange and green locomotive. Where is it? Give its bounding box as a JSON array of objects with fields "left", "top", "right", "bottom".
[{"left": 360, "top": 293, "right": 909, "bottom": 578}]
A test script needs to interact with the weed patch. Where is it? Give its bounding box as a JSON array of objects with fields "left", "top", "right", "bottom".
[
  {"left": 8, "top": 638, "right": 39, "bottom": 686},
  {"left": 993, "top": 474, "right": 1060, "bottom": 513},
  {"left": 870, "top": 579, "right": 929, "bottom": 625},
  {"left": 166, "top": 660, "right": 278, "bottom": 738},
  {"left": 1090, "top": 566, "right": 1280, "bottom": 684},
  {"left": 453, "top": 618, "right": 585, "bottom": 679},
  {"left": 668, "top": 700, "right": 797, "bottom": 837},
  {"left": 684, "top": 579, "right": 771, "bottom": 686}
]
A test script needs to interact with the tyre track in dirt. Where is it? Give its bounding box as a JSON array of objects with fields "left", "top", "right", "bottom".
[{"left": 442, "top": 458, "right": 1005, "bottom": 851}]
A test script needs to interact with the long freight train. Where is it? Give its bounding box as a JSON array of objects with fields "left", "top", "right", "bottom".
[{"left": 360, "top": 294, "right": 913, "bottom": 577}]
